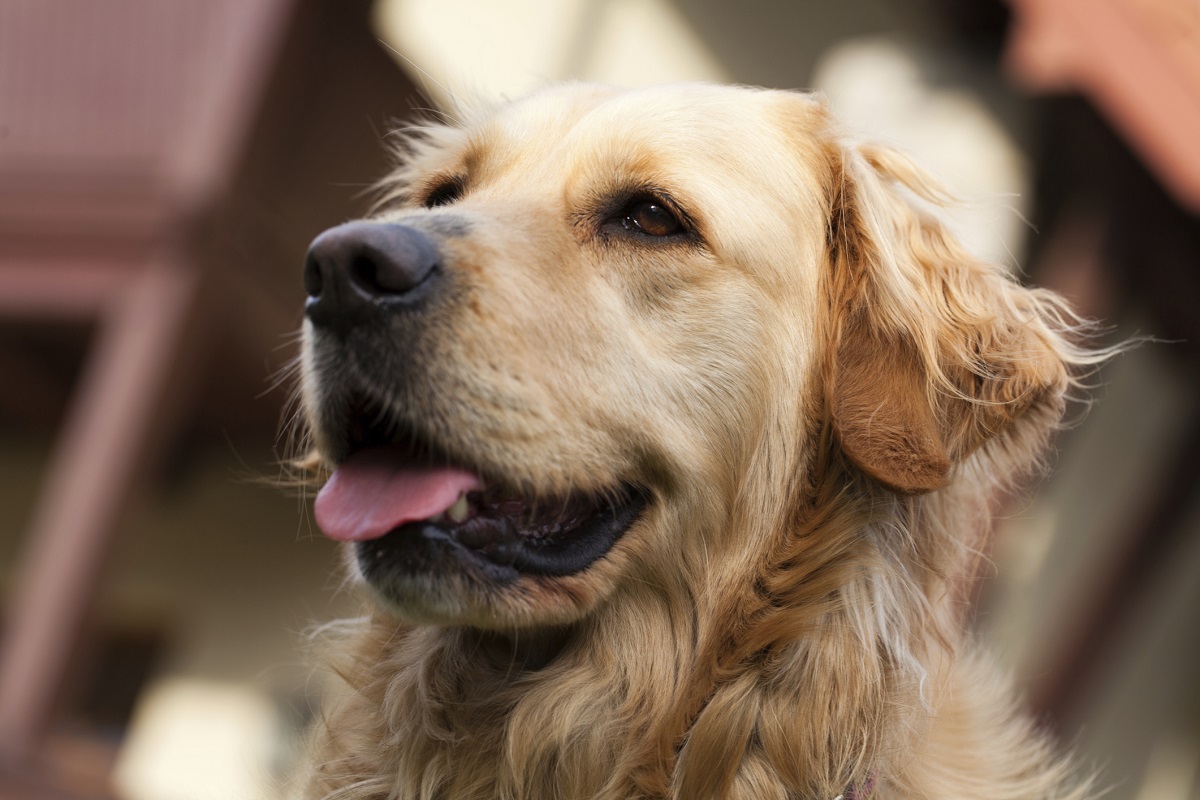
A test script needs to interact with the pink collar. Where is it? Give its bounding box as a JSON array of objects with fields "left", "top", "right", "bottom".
[{"left": 839, "top": 776, "right": 876, "bottom": 799}]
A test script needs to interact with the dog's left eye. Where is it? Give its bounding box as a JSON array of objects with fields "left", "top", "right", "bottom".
[
  {"left": 604, "top": 194, "right": 690, "bottom": 240},
  {"left": 619, "top": 198, "right": 684, "bottom": 238}
]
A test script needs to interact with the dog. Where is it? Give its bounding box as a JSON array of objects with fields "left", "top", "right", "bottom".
[{"left": 293, "top": 82, "right": 1102, "bottom": 799}]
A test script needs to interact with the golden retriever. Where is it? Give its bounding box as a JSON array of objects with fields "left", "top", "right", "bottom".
[{"left": 294, "top": 82, "right": 1102, "bottom": 799}]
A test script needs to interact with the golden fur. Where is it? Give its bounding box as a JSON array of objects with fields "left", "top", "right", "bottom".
[{"left": 294, "top": 83, "right": 1105, "bottom": 799}]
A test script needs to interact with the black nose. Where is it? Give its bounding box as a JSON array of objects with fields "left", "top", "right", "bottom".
[{"left": 303, "top": 221, "right": 441, "bottom": 331}]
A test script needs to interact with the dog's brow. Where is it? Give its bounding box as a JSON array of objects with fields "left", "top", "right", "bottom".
[{"left": 459, "top": 141, "right": 485, "bottom": 176}]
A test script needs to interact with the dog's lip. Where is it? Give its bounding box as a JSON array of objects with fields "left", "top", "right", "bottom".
[{"left": 355, "top": 481, "right": 648, "bottom": 582}]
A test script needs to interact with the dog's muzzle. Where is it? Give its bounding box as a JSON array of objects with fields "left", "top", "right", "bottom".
[
  {"left": 303, "top": 221, "right": 441, "bottom": 333},
  {"left": 300, "top": 220, "right": 650, "bottom": 601}
]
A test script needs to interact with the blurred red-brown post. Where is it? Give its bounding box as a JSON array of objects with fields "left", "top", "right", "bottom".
[
  {"left": 1006, "top": 0, "right": 1200, "bottom": 214},
  {"left": 0, "top": 0, "right": 296, "bottom": 765}
]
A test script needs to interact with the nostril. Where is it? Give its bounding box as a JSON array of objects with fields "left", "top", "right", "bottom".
[
  {"left": 348, "top": 253, "right": 401, "bottom": 297},
  {"left": 350, "top": 255, "right": 375, "bottom": 295}
]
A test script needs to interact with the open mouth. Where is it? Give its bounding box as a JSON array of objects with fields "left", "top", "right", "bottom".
[{"left": 313, "top": 399, "right": 648, "bottom": 584}]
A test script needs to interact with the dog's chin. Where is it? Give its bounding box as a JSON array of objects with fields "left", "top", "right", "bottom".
[{"left": 349, "top": 486, "right": 649, "bottom": 627}]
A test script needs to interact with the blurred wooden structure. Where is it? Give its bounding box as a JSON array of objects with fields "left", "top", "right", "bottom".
[
  {"left": 1008, "top": 0, "right": 1200, "bottom": 213},
  {"left": 0, "top": 0, "right": 419, "bottom": 794},
  {"left": 1006, "top": 0, "right": 1200, "bottom": 725}
]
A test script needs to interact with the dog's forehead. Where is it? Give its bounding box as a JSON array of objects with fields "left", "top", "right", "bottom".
[{"left": 477, "top": 83, "right": 821, "bottom": 169}]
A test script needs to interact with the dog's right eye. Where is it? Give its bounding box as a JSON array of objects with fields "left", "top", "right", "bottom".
[
  {"left": 622, "top": 199, "right": 682, "bottom": 237},
  {"left": 603, "top": 192, "right": 692, "bottom": 242},
  {"left": 422, "top": 177, "right": 465, "bottom": 208}
]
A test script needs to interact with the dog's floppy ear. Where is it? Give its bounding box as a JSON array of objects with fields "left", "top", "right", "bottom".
[{"left": 824, "top": 144, "right": 1071, "bottom": 494}]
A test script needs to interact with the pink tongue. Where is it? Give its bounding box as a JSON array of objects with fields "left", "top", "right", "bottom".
[{"left": 314, "top": 446, "right": 483, "bottom": 542}]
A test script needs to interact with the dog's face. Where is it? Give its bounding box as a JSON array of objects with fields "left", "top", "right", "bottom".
[
  {"left": 299, "top": 83, "right": 1067, "bottom": 629},
  {"left": 300, "top": 84, "right": 832, "bottom": 626}
]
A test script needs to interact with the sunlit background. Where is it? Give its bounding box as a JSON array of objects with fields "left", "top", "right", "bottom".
[{"left": 1, "top": 0, "right": 1199, "bottom": 798}]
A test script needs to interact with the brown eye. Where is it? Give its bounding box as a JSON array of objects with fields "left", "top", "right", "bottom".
[
  {"left": 423, "top": 177, "right": 464, "bottom": 208},
  {"left": 621, "top": 198, "right": 684, "bottom": 237}
]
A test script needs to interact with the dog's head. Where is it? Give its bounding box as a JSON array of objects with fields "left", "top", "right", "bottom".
[{"left": 298, "top": 83, "right": 1082, "bottom": 630}]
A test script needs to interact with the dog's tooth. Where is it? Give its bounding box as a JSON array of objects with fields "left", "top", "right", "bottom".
[{"left": 447, "top": 493, "right": 470, "bottom": 523}]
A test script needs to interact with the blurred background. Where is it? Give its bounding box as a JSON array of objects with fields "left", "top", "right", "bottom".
[{"left": 0, "top": 0, "right": 1198, "bottom": 798}]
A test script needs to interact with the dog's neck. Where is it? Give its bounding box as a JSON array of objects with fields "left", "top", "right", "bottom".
[{"left": 464, "top": 625, "right": 573, "bottom": 671}]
